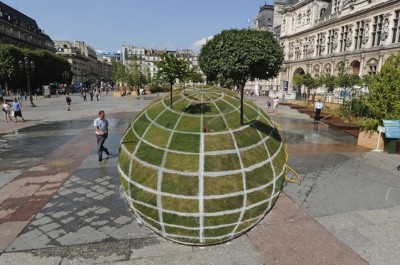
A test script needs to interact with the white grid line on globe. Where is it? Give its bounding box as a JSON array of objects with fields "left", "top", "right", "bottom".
[
  {"left": 127, "top": 101, "right": 171, "bottom": 235},
  {"left": 179, "top": 89, "right": 224, "bottom": 104},
  {"left": 120, "top": 140, "right": 284, "bottom": 178},
  {"left": 129, "top": 100, "right": 277, "bottom": 156},
  {"left": 125, "top": 193, "right": 281, "bottom": 242},
  {"left": 210, "top": 97, "right": 249, "bottom": 237},
  {"left": 198, "top": 90, "right": 205, "bottom": 243},
  {"left": 123, "top": 194, "right": 267, "bottom": 230},
  {"left": 159, "top": 88, "right": 253, "bottom": 123},
  {"left": 124, "top": 189, "right": 280, "bottom": 218},
  {"left": 129, "top": 115, "right": 276, "bottom": 156},
  {"left": 157, "top": 99, "right": 196, "bottom": 236},
  {"left": 118, "top": 165, "right": 279, "bottom": 200},
  {"left": 257, "top": 125, "right": 281, "bottom": 222}
]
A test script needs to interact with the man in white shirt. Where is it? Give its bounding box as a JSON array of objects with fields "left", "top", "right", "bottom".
[
  {"left": 273, "top": 97, "right": 279, "bottom": 113},
  {"left": 314, "top": 99, "right": 324, "bottom": 122},
  {"left": 94, "top": 110, "right": 109, "bottom": 161}
]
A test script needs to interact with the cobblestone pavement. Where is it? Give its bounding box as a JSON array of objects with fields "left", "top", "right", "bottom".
[{"left": 1, "top": 93, "right": 397, "bottom": 264}]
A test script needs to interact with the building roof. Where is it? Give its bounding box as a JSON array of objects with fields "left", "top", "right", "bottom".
[
  {"left": 260, "top": 3, "right": 274, "bottom": 12},
  {"left": 284, "top": 0, "right": 300, "bottom": 7},
  {"left": 0, "top": 2, "right": 40, "bottom": 31}
]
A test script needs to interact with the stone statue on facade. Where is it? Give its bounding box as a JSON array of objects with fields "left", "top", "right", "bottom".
[{"left": 381, "top": 19, "right": 389, "bottom": 41}]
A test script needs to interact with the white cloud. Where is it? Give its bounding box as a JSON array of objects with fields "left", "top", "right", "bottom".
[{"left": 190, "top": 36, "right": 213, "bottom": 51}]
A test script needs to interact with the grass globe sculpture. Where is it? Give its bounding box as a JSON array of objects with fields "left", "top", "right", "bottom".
[{"left": 119, "top": 87, "right": 286, "bottom": 245}]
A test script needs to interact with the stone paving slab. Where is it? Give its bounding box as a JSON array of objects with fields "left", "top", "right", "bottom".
[
  {"left": 248, "top": 193, "right": 368, "bottom": 265},
  {"left": 317, "top": 205, "right": 400, "bottom": 265},
  {"left": 2, "top": 95, "right": 399, "bottom": 264}
]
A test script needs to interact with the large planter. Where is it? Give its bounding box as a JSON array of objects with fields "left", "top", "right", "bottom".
[
  {"left": 357, "top": 131, "right": 384, "bottom": 150},
  {"left": 113, "top": 91, "right": 122, "bottom": 97}
]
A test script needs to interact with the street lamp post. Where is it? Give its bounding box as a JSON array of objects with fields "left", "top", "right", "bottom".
[
  {"left": 19, "top": 57, "right": 35, "bottom": 107},
  {"left": 62, "top": 71, "right": 70, "bottom": 94}
]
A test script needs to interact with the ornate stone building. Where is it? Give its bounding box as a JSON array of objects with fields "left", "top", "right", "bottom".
[
  {"left": 247, "top": 2, "right": 285, "bottom": 95},
  {"left": 279, "top": 0, "right": 400, "bottom": 95},
  {"left": 55, "top": 41, "right": 112, "bottom": 87},
  {"left": 249, "top": 0, "right": 400, "bottom": 98},
  {"left": 0, "top": 2, "right": 54, "bottom": 51}
]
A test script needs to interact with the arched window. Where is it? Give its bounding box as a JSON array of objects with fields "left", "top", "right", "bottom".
[{"left": 367, "top": 58, "right": 378, "bottom": 75}]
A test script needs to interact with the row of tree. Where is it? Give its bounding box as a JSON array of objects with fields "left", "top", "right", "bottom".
[
  {"left": 111, "top": 54, "right": 204, "bottom": 99},
  {"left": 0, "top": 44, "right": 71, "bottom": 93},
  {"left": 292, "top": 63, "right": 368, "bottom": 100}
]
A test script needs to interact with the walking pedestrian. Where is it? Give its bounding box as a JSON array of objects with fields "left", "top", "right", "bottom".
[
  {"left": 83, "top": 90, "right": 87, "bottom": 101},
  {"left": 94, "top": 110, "right": 109, "bottom": 162},
  {"left": 89, "top": 90, "right": 94, "bottom": 101},
  {"left": 314, "top": 99, "right": 324, "bottom": 122},
  {"left": 66, "top": 94, "right": 72, "bottom": 111},
  {"left": 12, "top": 98, "right": 25, "bottom": 122},
  {"left": 273, "top": 96, "right": 279, "bottom": 114},
  {"left": 265, "top": 97, "right": 271, "bottom": 113},
  {"left": 95, "top": 89, "right": 100, "bottom": 101},
  {"left": 2, "top": 99, "right": 12, "bottom": 123}
]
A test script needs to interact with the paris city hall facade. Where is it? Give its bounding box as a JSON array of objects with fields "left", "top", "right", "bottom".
[{"left": 252, "top": 0, "right": 400, "bottom": 98}]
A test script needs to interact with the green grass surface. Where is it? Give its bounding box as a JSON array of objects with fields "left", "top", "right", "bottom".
[
  {"left": 136, "top": 142, "right": 165, "bottom": 166},
  {"left": 162, "top": 196, "right": 199, "bottom": 213},
  {"left": 119, "top": 87, "right": 287, "bottom": 245},
  {"left": 204, "top": 133, "right": 236, "bottom": 152},
  {"left": 165, "top": 153, "right": 199, "bottom": 172},
  {"left": 169, "top": 133, "right": 200, "bottom": 152},
  {"left": 175, "top": 115, "right": 202, "bottom": 132},
  {"left": 144, "top": 125, "right": 172, "bottom": 148},
  {"left": 204, "top": 154, "right": 241, "bottom": 172},
  {"left": 131, "top": 160, "right": 158, "bottom": 189},
  {"left": 163, "top": 213, "right": 200, "bottom": 228},
  {"left": 203, "top": 174, "right": 243, "bottom": 195},
  {"left": 162, "top": 173, "right": 198, "bottom": 196},
  {"left": 204, "top": 213, "right": 241, "bottom": 226}
]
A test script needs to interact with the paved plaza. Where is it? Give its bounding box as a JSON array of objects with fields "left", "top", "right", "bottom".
[{"left": 0, "top": 93, "right": 399, "bottom": 264}]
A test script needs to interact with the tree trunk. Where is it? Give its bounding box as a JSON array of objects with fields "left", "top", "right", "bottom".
[
  {"left": 170, "top": 83, "right": 173, "bottom": 109},
  {"left": 240, "top": 84, "right": 244, "bottom": 125}
]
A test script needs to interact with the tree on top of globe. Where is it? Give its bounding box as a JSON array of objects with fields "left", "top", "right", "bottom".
[
  {"left": 155, "top": 53, "right": 190, "bottom": 109},
  {"left": 198, "top": 29, "right": 284, "bottom": 125}
]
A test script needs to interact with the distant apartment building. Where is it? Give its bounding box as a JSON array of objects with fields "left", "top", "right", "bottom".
[
  {"left": 54, "top": 41, "right": 112, "bottom": 86},
  {"left": 121, "top": 45, "right": 201, "bottom": 81},
  {"left": 0, "top": 2, "right": 54, "bottom": 51}
]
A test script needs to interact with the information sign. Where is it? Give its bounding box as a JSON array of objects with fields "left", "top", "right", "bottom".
[{"left": 383, "top": 120, "right": 400, "bottom": 138}]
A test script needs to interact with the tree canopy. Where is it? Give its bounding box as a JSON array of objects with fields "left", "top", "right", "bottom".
[
  {"left": 198, "top": 29, "right": 284, "bottom": 124},
  {"left": 361, "top": 54, "right": 400, "bottom": 130},
  {"left": 0, "top": 45, "right": 71, "bottom": 92},
  {"left": 111, "top": 59, "right": 128, "bottom": 88},
  {"left": 155, "top": 53, "right": 190, "bottom": 108}
]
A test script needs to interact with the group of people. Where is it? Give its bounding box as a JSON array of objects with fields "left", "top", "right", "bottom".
[
  {"left": 82, "top": 89, "right": 101, "bottom": 102},
  {"left": 2, "top": 98, "right": 25, "bottom": 123},
  {"left": 265, "top": 96, "right": 324, "bottom": 122},
  {"left": 265, "top": 96, "right": 280, "bottom": 113},
  {"left": 66, "top": 88, "right": 105, "bottom": 111}
]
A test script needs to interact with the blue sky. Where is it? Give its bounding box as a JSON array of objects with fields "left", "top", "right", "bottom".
[{"left": 2, "top": 0, "right": 273, "bottom": 52}]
